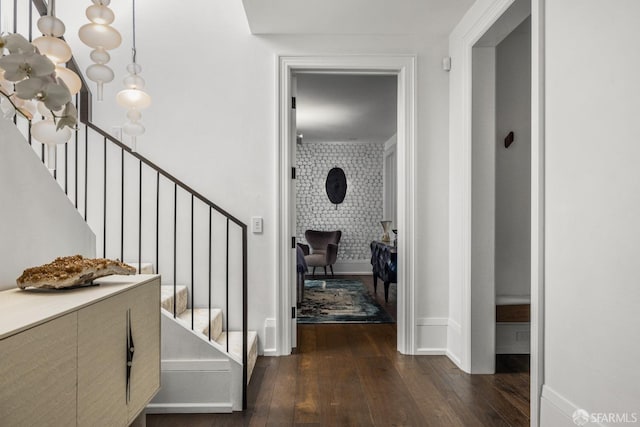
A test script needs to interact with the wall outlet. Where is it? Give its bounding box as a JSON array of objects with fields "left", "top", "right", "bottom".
[{"left": 251, "top": 216, "right": 263, "bottom": 234}]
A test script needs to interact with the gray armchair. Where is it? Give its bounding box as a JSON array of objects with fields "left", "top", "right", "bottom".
[{"left": 298, "top": 230, "right": 342, "bottom": 277}]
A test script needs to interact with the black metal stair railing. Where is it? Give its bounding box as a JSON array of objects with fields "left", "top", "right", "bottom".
[{"left": 3, "top": 0, "right": 249, "bottom": 410}]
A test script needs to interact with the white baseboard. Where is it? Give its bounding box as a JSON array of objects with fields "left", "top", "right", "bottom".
[
  {"left": 263, "top": 318, "right": 276, "bottom": 355},
  {"left": 540, "top": 385, "right": 625, "bottom": 427},
  {"left": 416, "top": 317, "right": 448, "bottom": 354},
  {"left": 446, "top": 349, "right": 463, "bottom": 370},
  {"left": 330, "top": 260, "right": 372, "bottom": 275}
]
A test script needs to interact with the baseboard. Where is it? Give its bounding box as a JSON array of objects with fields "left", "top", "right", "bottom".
[
  {"left": 263, "top": 318, "right": 276, "bottom": 355},
  {"left": 416, "top": 317, "right": 448, "bottom": 354},
  {"left": 446, "top": 349, "right": 463, "bottom": 370},
  {"left": 539, "top": 385, "right": 630, "bottom": 427},
  {"left": 415, "top": 347, "right": 447, "bottom": 355},
  {"left": 146, "top": 402, "right": 233, "bottom": 414},
  {"left": 330, "top": 260, "right": 372, "bottom": 275}
]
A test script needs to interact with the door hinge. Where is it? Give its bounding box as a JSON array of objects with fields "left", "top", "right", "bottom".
[
  {"left": 291, "top": 236, "right": 296, "bottom": 249},
  {"left": 291, "top": 167, "right": 296, "bottom": 179},
  {"left": 291, "top": 306, "right": 296, "bottom": 319},
  {"left": 291, "top": 96, "right": 296, "bottom": 109}
]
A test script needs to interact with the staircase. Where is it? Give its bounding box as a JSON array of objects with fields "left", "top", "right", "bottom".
[{"left": 3, "top": 0, "right": 253, "bottom": 412}]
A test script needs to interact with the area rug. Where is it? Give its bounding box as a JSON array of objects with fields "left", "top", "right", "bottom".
[{"left": 297, "top": 279, "right": 395, "bottom": 324}]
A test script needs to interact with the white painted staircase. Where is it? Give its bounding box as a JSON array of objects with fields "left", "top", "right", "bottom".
[{"left": 136, "top": 269, "right": 256, "bottom": 412}]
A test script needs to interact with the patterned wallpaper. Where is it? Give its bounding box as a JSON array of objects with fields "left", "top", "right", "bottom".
[{"left": 296, "top": 141, "right": 384, "bottom": 261}]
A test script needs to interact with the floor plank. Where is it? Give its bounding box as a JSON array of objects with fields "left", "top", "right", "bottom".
[{"left": 148, "top": 323, "right": 530, "bottom": 427}]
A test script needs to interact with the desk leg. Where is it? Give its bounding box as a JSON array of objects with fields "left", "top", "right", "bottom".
[{"left": 384, "top": 281, "right": 390, "bottom": 303}]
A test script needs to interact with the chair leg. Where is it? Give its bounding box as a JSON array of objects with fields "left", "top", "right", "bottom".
[
  {"left": 330, "top": 265, "right": 334, "bottom": 277},
  {"left": 323, "top": 266, "right": 327, "bottom": 276},
  {"left": 312, "top": 267, "right": 316, "bottom": 276}
]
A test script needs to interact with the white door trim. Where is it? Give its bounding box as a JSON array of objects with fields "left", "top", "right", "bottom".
[
  {"left": 276, "top": 55, "right": 417, "bottom": 355},
  {"left": 448, "top": 0, "right": 543, "bottom": 425}
]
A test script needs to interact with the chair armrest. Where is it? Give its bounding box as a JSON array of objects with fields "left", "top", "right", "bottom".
[
  {"left": 326, "top": 243, "right": 339, "bottom": 265},
  {"left": 297, "top": 243, "right": 310, "bottom": 256}
]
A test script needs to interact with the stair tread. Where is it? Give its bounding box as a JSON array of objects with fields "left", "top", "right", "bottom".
[
  {"left": 160, "top": 285, "right": 189, "bottom": 315},
  {"left": 125, "top": 262, "right": 154, "bottom": 274},
  {"left": 176, "top": 308, "right": 223, "bottom": 339}
]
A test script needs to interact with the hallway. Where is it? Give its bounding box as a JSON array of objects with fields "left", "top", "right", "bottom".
[{"left": 148, "top": 323, "right": 529, "bottom": 426}]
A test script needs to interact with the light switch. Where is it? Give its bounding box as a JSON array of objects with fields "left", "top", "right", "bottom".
[{"left": 251, "top": 216, "right": 263, "bottom": 233}]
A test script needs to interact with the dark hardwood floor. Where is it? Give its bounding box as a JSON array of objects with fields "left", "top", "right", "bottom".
[{"left": 148, "top": 323, "right": 530, "bottom": 426}]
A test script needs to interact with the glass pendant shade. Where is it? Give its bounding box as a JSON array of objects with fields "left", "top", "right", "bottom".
[
  {"left": 90, "top": 48, "right": 110, "bottom": 64},
  {"left": 37, "top": 16, "right": 65, "bottom": 37},
  {"left": 32, "top": 119, "right": 72, "bottom": 145},
  {"left": 32, "top": 36, "right": 72, "bottom": 64},
  {"left": 123, "top": 74, "right": 145, "bottom": 89},
  {"left": 55, "top": 67, "right": 82, "bottom": 96},
  {"left": 78, "top": 23, "right": 122, "bottom": 50},
  {"left": 116, "top": 89, "right": 151, "bottom": 110},
  {"left": 86, "top": 5, "right": 115, "bottom": 25}
]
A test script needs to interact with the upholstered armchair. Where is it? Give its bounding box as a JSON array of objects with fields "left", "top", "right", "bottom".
[{"left": 298, "top": 230, "right": 342, "bottom": 276}]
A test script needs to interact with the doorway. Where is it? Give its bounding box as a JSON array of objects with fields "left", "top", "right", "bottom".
[
  {"left": 293, "top": 73, "right": 397, "bottom": 326},
  {"left": 277, "top": 56, "right": 417, "bottom": 356}
]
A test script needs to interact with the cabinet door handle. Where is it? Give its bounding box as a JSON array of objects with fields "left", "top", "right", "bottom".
[{"left": 126, "top": 309, "right": 135, "bottom": 403}]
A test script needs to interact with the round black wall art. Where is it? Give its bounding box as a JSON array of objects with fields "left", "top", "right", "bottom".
[{"left": 325, "top": 167, "right": 347, "bottom": 206}]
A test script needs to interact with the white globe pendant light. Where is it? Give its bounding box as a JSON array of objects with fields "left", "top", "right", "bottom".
[
  {"left": 79, "top": 0, "right": 122, "bottom": 101},
  {"left": 117, "top": 0, "right": 150, "bottom": 151}
]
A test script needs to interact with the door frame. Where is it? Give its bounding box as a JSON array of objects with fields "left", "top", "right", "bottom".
[
  {"left": 449, "top": 0, "right": 544, "bottom": 424},
  {"left": 276, "top": 55, "right": 417, "bottom": 355}
]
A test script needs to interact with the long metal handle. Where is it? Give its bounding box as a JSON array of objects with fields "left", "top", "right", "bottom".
[{"left": 126, "top": 309, "right": 135, "bottom": 403}]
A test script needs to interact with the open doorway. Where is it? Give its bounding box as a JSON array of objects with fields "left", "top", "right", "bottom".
[
  {"left": 277, "top": 56, "right": 417, "bottom": 356},
  {"left": 470, "top": 1, "right": 531, "bottom": 374},
  {"left": 293, "top": 73, "right": 398, "bottom": 327}
]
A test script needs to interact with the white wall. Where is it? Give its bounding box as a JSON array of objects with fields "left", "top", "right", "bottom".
[
  {"left": 471, "top": 46, "right": 496, "bottom": 374},
  {"left": 495, "top": 17, "right": 531, "bottom": 298},
  {"left": 0, "top": 119, "right": 96, "bottom": 291},
  {"left": 56, "top": 0, "right": 453, "bottom": 353},
  {"left": 296, "top": 141, "right": 383, "bottom": 269},
  {"left": 541, "top": 0, "right": 640, "bottom": 424}
]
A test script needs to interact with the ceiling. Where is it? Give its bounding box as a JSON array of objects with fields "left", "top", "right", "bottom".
[
  {"left": 296, "top": 74, "right": 397, "bottom": 144},
  {"left": 242, "top": 0, "right": 475, "bottom": 35}
]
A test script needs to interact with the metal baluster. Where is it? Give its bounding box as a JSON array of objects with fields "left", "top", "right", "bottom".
[
  {"left": 156, "top": 171, "right": 159, "bottom": 273},
  {"left": 84, "top": 125, "right": 88, "bottom": 221},
  {"left": 121, "top": 148, "right": 124, "bottom": 261},
  {"left": 191, "top": 194, "right": 194, "bottom": 330},
  {"left": 229, "top": 218, "right": 230, "bottom": 353},
  {"left": 74, "top": 94, "right": 79, "bottom": 209},
  {"left": 138, "top": 160, "right": 142, "bottom": 273},
  {"left": 103, "top": 137, "right": 107, "bottom": 258},
  {"left": 208, "top": 208, "right": 212, "bottom": 342},
  {"left": 173, "top": 183, "right": 177, "bottom": 318},
  {"left": 242, "top": 224, "right": 248, "bottom": 410}
]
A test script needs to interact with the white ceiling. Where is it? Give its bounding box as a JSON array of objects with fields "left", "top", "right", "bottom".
[
  {"left": 242, "top": 0, "right": 476, "bottom": 144},
  {"left": 296, "top": 74, "right": 397, "bottom": 144},
  {"left": 242, "top": 0, "right": 475, "bottom": 35}
]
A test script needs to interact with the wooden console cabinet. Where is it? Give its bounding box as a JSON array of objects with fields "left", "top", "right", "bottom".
[{"left": 0, "top": 275, "right": 160, "bottom": 427}]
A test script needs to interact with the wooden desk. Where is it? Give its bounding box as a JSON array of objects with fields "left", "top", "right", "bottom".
[{"left": 370, "top": 241, "right": 397, "bottom": 302}]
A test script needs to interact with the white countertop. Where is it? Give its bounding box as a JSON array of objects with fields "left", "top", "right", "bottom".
[{"left": 0, "top": 274, "right": 160, "bottom": 340}]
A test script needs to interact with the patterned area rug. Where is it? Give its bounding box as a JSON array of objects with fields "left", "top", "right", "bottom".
[{"left": 297, "top": 279, "right": 395, "bottom": 324}]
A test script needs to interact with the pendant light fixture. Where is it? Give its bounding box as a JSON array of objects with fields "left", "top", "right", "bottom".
[
  {"left": 29, "top": 0, "right": 78, "bottom": 175},
  {"left": 116, "top": 0, "right": 150, "bottom": 151},
  {"left": 78, "top": 0, "right": 121, "bottom": 101}
]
